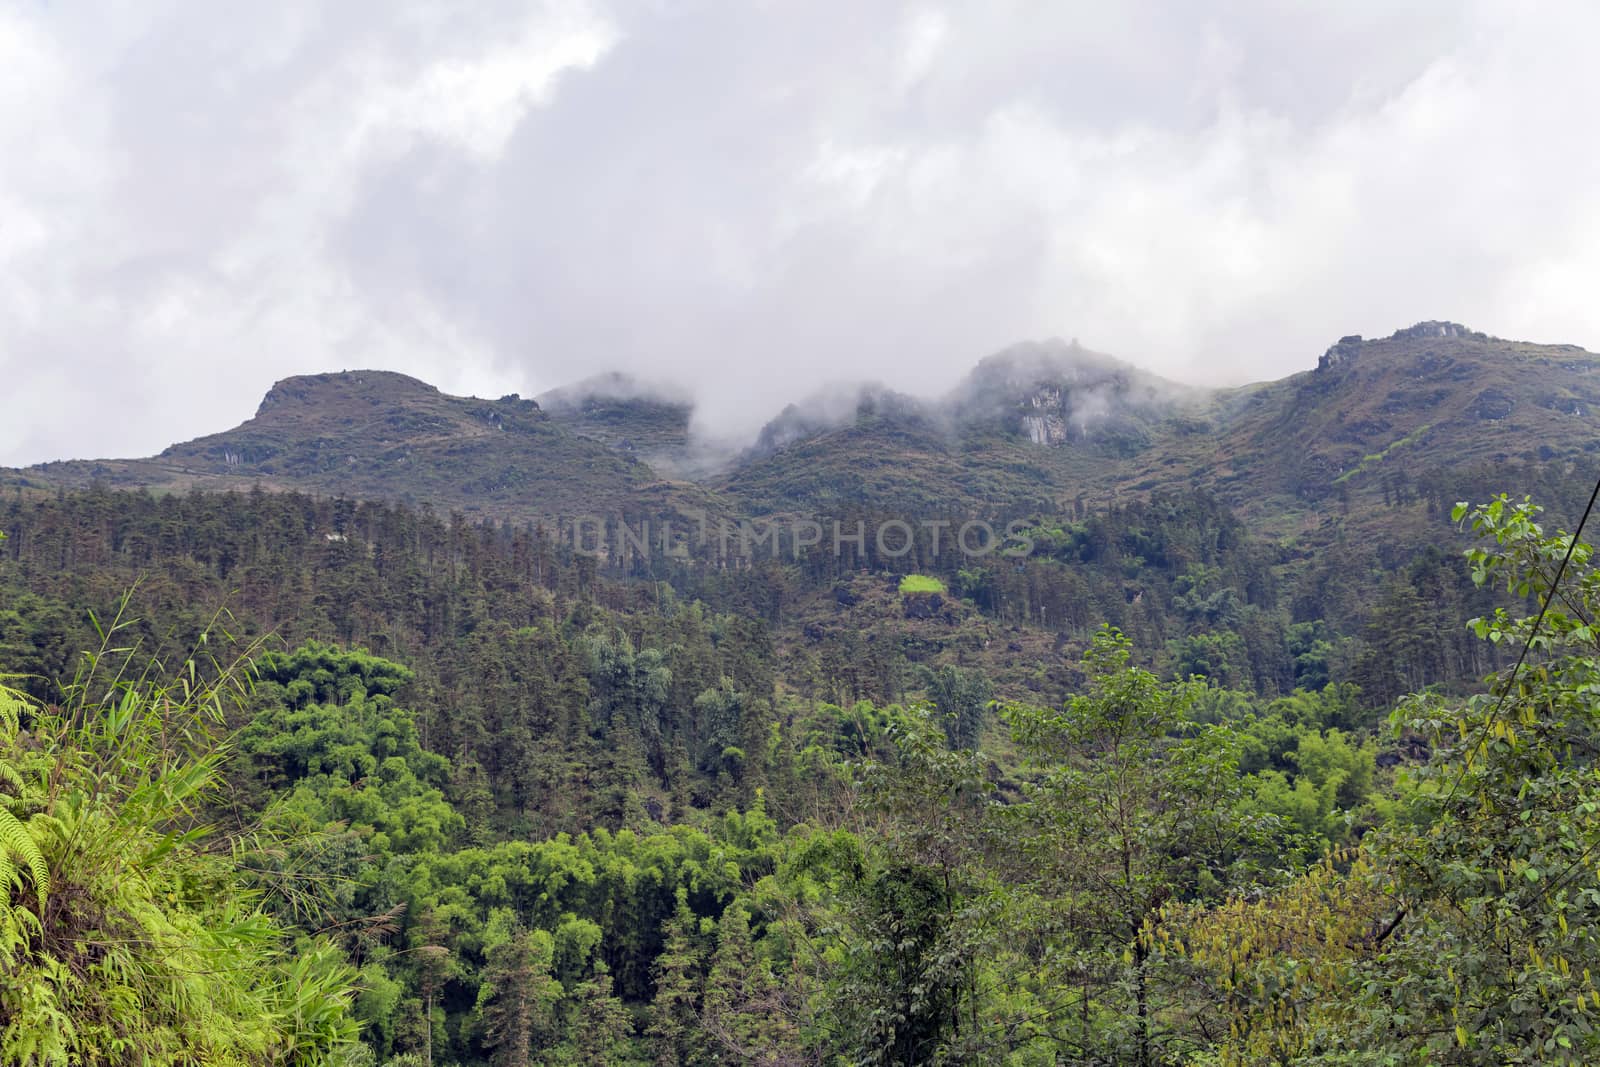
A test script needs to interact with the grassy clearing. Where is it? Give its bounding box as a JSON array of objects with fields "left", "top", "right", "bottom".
[{"left": 899, "top": 574, "right": 947, "bottom": 595}]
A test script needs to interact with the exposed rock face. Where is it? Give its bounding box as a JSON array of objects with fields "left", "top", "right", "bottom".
[
  {"left": 1318, "top": 335, "right": 1364, "bottom": 371},
  {"left": 952, "top": 342, "right": 1193, "bottom": 453},
  {"left": 1021, "top": 386, "right": 1072, "bottom": 445},
  {"left": 1389, "top": 321, "right": 1488, "bottom": 342},
  {"left": 1318, "top": 323, "right": 1491, "bottom": 373},
  {"left": 1472, "top": 387, "right": 1516, "bottom": 420}
]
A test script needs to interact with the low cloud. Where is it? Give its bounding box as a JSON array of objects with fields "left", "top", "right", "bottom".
[
  {"left": 3, "top": 1, "right": 1599, "bottom": 464},
  {"left": 536, "top": 371, "right": 692, "bottom": 412}
]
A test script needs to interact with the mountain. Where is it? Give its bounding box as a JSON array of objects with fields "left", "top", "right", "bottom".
[
  {"left": 948, "top": 339, "right": 1200, "bottom": 445},
  {"left": 3, "top": 370, "right": 720, "bottom": 520},
  {"left": 724, "top": 324, "right": 1600, "bottom": 534},
  {"left": 1195, "top": 322, "right": 1600, "bottom": 496},
  {"left": 1108, "top": 322, "right": 1600, "bottom": 545},
  {"left": 5, "top": 323, "right": 1598, "bottom": 536},
  {"left": 719, "top": 341, "right": 1210, "bottom": 514},
  {"left": 535, "top": 372, "right": 714, "bottom": 479}
]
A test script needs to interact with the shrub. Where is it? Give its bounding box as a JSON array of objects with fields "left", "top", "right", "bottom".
[{"left": 897, "top": 574, "right": 946, "bottom": 595}]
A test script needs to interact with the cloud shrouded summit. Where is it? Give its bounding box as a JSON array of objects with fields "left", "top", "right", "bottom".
[{"left": 3, "top": 0, "right": 1599, "bottom": 465}]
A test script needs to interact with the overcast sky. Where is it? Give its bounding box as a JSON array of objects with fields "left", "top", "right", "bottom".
[{"left": 4, "top": 1, "right": 1599, "bottom": 464}]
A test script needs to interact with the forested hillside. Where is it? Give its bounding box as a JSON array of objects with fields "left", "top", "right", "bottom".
[
  {"left": 4, "top": 328, "right": 1600, "bottom": 1062},
  {"left": 4, "top": 489, "right": 1599, "bottom": 1063}
]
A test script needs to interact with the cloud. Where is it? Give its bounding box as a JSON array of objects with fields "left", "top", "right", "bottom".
[{"left": 2, "top": 0, "right": 1598, "bottom": 464}]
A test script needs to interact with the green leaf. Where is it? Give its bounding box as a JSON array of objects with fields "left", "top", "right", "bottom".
[{"left": 0, "top": 806, "right": 47, "bottom": 909}]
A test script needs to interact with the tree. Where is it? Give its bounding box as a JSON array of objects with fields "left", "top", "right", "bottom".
[
  {"left": 999, "top": 626, "right": 1271, "bottom": 1065},
  {"left": 476, "top": 923, "right": 561, "bottom": 1066},
  {"left": 646, "top": 893, "right": 707, "bottom": 1067},
  {"left": 808, "top": 710, "right": 1000, "bottom": 1065},
  {"left": 701, "top": 902, "right": 799, "bottom": 1063},
  {"left": 1155, "top": 847, "right": 1389, "bottom": 1064},
  {"left": 921, "top": 664, "right": 991, "bottom": 750},
  {"left": 1354, "top": 497, "right": 1600, "bottom": 1061},
  {"left": 555, "top": 960, "right": 639, "bottom": 1065},
  {"left": 408, "top": 908, "right": 454, "bottom": 1067},
  {"left": 1169, "top": 495, "right": 1600, "bottom": 1063}
]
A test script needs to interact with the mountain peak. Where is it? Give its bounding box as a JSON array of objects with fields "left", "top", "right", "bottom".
[
  {"left": 1318, "top": 322, "right": 1495, "bottom": 371},
  {"left": 950, "top": 339, "right": 1196, "bottom": 449},
  {"left": 12, "top": 323, "right": 1600, "bottom": 530},
  {"left": 256, "top": 370, "right": 442, "bottom": 417},
  {"left": 1388, "top": 321, "right": 1489, "bottom": 342},
  {"left": 536, "top": 372, "right": 692, "bottom": 413},
  {"left": 964, "top": 339, "right": 1129, "bottom": 390},
  {"left": 747, "top": 382, "right": 928, "bottom": 458}
]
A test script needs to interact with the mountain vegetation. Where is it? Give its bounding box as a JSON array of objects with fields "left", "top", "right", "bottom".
[{"left": 4, "top": 323, "right": 1600, "bottom": 1062}]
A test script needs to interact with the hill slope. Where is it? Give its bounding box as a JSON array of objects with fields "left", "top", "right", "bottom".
[
  {"left": 536, "top": 372, "right": 713, "bottom": 479},
  {"left": 725, "top": 324, "right": 1600, "bottom": 532},
  {"left": 5, "top": 370, "right": 719, "bottom": 520}
]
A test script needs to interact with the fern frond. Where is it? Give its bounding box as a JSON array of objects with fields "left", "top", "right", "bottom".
[
  {"left": 0, "top": 805, "right": 48, "bottom": 910},
  {"left": 0, "top": 680, "right": 26, "bottom": 737}
]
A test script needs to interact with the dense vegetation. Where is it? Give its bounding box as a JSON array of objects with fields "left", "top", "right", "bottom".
[{"left": 3, "top": 480, "right": 1599, "bottom": 1062}]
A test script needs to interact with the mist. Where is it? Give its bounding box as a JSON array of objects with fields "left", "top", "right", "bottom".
[
  {"left": 535, "top": 371, "right": 694, "bottom": 413},
  {"left": 4, "top": 1, "right": 1600, "bottom": 465}
]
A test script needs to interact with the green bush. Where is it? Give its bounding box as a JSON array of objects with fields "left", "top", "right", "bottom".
[
  {"left": 897, "top": 574, "right": 946, "bottom": 595},
  {"left": 0, "top": 625, "right": 362, "bottom": 1066}
]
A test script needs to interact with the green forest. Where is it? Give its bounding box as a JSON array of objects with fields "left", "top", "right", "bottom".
[{"left": 3, "top": 482, "right": 1600, "bottom": 1064}]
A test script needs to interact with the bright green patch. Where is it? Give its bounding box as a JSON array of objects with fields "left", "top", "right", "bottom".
[
  {"left": 1333, "top": 423, "right": 1432, "bottom": 485},
  {"left": 898, "top": 574, "right": 947, "bottom": 595}
]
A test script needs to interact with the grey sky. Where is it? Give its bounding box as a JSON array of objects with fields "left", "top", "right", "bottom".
[{"left": 3, "top": 1, "right": 1598, "bottom": 464}]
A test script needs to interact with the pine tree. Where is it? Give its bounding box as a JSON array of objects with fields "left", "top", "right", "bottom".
[
  {"left": 478, "top": 926, "right": 561, "bottom": 1066},
  {"left": 562, "top": 960, "right": 637, "bottom": 1065},
  {"left": 646, "top": 894, "right": 706, "bottom": 1066},
  {"left": 702, "top": 902, "right": 795, "bottom": 1063},
  {"left": 410, "top": 908, "right": 454, "bottom": 1067}
]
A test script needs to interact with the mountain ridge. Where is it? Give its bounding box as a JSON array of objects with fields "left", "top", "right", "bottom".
[{"left": 6, "top": 323, "right": 1597, "bottom": 539}]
